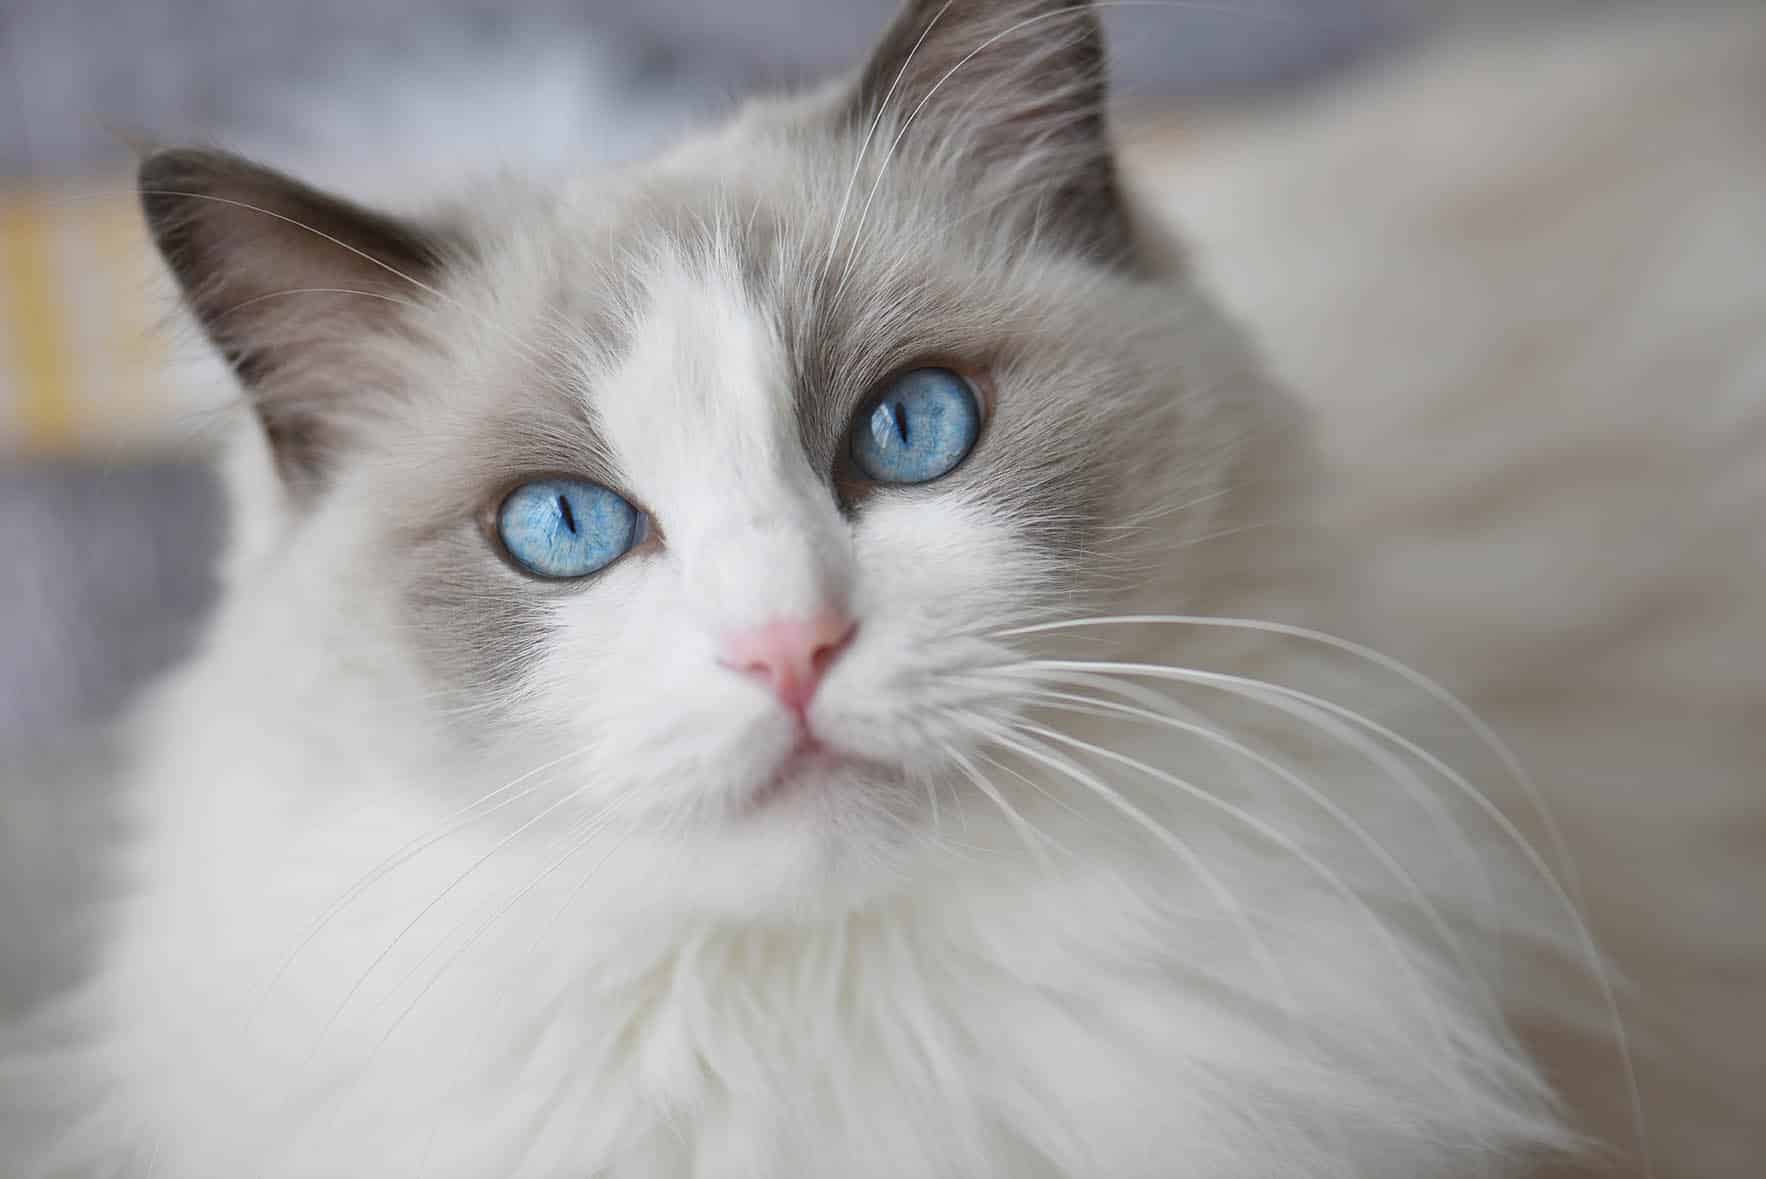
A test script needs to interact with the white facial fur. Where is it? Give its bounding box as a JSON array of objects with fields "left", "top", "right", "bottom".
[
  {"left": 504, "top": 257, "right": 1036, "bottom": 915},
  {"left": 2, "top": 2, "right": 1652, "bottom": 1177},
  {"left": 239, "top": 171, "right": 1274, "bottom": 921}
]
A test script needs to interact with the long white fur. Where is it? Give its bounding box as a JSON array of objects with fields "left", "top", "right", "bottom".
[
  {"left": 21, "top": 239, "right": 1566, "bottom": 1178},
  {"left": 9, "top": 3, "right": 1763, "bottom": 1178}
]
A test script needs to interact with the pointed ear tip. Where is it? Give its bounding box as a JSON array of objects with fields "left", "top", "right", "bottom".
[
  {"left": 137, "top": 149, "right": 275, "bottom": 244},
  {"left": 139, "top": 147, "right": 277, "bottom": 206},
  {"left": 138, "top": 147, "right": 222, "bottom": 194},
  {"left": 137, "top": 150, "right": 207, "bottom": 227},
  {"left": 137, "top": 155, "right": 200, "bottom": 250}
]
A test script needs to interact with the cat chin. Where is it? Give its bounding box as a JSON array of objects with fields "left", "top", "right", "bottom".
[
  {"left": 590, "top": 775, "right": 940, "bottom": 924},
  {"left": 581, "top": 827, "right": 925, "bottom": 926}
]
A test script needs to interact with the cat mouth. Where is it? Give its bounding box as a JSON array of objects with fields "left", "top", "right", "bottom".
[{"left": 742, "top": 738, "right": 858, "bottom": 814}]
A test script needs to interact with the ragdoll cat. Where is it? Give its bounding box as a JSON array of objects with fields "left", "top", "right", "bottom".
[{"left": 5, "top": 1, "right": 1762, "bottom": 1176}]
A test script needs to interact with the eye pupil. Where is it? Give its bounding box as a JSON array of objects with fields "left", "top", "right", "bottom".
[
  {"left": 497, "top": 478, "right": 643, "bottom": 579},
  {"left": 850, "top": 368, "right": 981, "bottom": 485}
]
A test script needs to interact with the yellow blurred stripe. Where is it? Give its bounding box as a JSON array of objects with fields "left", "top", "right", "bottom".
[
  {"left": 96, "top": 197, "right": 161, "bottom": 422},
  {"left": 1, "top": 201, "right": 77, "bottom": 449}
]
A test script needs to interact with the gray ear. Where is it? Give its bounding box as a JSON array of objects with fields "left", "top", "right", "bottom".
[
  {"left": 138, "top": 149, "right": 450, "bottom": 488},
  {"left": 848, "top": 0, "right": 1126, "bottom": 259}
]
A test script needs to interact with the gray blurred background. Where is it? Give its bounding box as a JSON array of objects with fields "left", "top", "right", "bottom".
[{"left": 0, "top": 0, "right": 1461, "bottom": 757}]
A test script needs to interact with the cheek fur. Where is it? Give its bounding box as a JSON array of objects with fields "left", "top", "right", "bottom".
[
  {"left": 515, "top": 563, "right": 791, "bottom": 812},
  {"left": 813, "top": 496, "right": 1064, "bottom": 761}
]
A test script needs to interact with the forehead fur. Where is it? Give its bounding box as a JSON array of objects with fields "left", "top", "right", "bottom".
[
  {"left": 388, "top": 91, "right": 1214, "bottom": 496},
  {"left": 377, "top": 146, "right": 1224, "bottom": 573}
]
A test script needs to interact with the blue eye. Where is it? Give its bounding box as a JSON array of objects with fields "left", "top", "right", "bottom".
[
  {"left": 496, "top": 478, "right": 645, "bottom": 579},
  {"left": 849, "top": 367, "right": 982, "bottom": 485}
]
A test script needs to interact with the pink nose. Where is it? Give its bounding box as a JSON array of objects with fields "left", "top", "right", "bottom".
[{"left": 719, "top": 611, "right": 856, "bottom": 715}]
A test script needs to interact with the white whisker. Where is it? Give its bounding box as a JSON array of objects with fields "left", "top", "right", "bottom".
[
  {"left": 137, "top": 190, "right": 552, "bottom": 368},
  {"left": 1043, "top": 666, "right": 1501, "bottom": 928},
  {"left": 819, "top": 0, "right": 957, "bottom": 288},
  {"left": 993, "top": 614, "right": 1582, "bottom": 903},
  {"left": 212, "top": 287, "right": 422, "bottom": 324},
  {"left": 1010, "top": 655, "right": 1643, "bottom": 1157},
  {"left": 832, "top": 1, "right": 1294, "bottom": 301},
  {"left": 964, "top": 716, "right": 1301, "bottom": 1022},
  {"left": 944, "top": 743, "right": 1062, "bottom": 867},
  {"left": 1020, "top": 686, "right": 1495, "bottom": 1018},
  {"left": 974, "top": 748, "right": 1117, "bottom": 838},
  {"left": 1003, "top": 716, "right": 1473, "bottom": 1096}
]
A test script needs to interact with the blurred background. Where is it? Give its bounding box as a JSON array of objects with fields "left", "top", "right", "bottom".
[{"left": 0, "top": 0, "right": 1554, "bottom": 754}]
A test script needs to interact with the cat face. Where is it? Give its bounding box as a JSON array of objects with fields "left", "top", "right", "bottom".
[{"left": 141, "top": 0, "right": 1296, "bottom": 916}]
